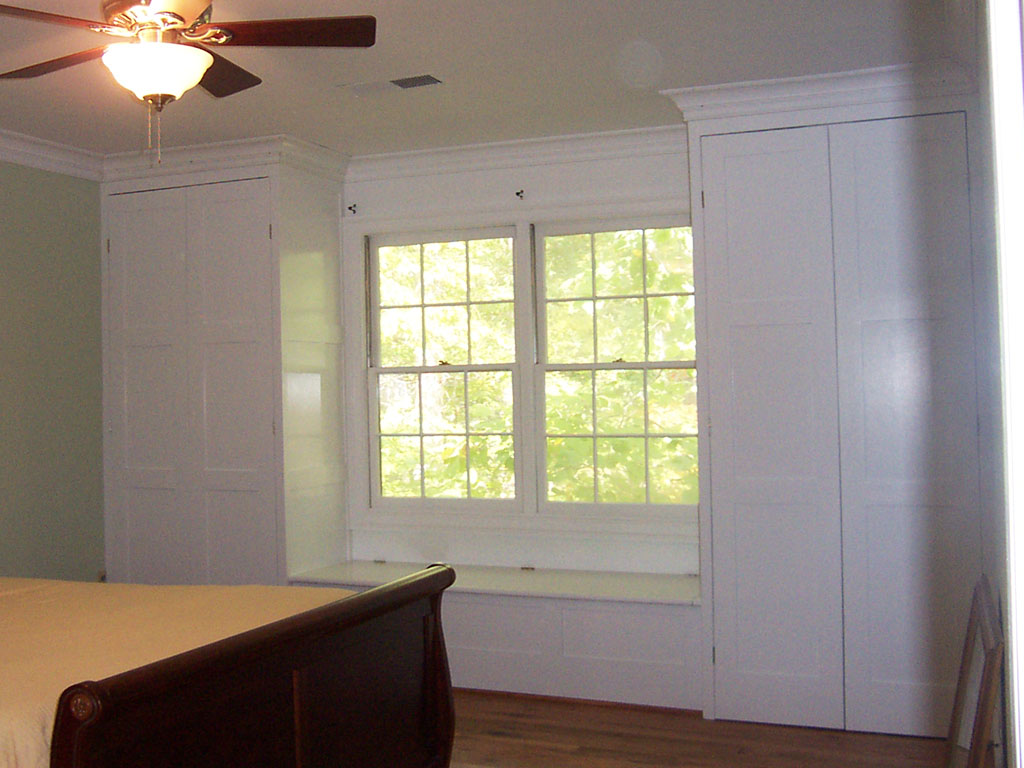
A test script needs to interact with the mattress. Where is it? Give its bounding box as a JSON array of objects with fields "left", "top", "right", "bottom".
[{"left": 0, "top": 577, "right": 354, "bottom": 768}]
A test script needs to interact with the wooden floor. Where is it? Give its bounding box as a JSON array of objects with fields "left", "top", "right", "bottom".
[{"left": 450, "top": 690, "right": 946, "bottom": 768}]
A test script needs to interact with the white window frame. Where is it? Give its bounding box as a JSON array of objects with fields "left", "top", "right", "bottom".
[{"left": 345, "top": 216, "right": 698, "bottom": 574}]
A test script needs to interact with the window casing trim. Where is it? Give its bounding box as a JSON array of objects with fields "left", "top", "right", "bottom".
[{"left": 352, "top": 214, "right": 698, "bottom": 574}]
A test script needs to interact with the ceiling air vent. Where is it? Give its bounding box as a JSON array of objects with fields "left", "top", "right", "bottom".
[{"left": 390, "top": 74, "right": 442, "bottom": 89}]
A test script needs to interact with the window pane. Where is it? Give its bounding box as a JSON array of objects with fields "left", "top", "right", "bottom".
[
  {"left": 468, "top": 371, "right": 513, "bottom": 433},
  {"left": 545, "top": 370, "right": 592, "bottom": 435},
  {"left": 594, "top": 229, "right": 643, "bottom": 296},
  {"left": 596, "top": 437, "right": 646, "bottom": 503},
  {"left": 649, "top": 436, "right": 699, "bottom": 504},
  {"left": 470, "top": 302, "right": 515, "bottom": 363},
  {"left": 545, "top": 234, "right": 592, "bottom": 299},
  {"left": 379, "top": 307, "right": 423, "bottom": 367},
  {"left": 424, "top": 305, "right": 469, "bottom": 365},
  {"left": 378, "top": 244, "right": 421, "bottom": 306},
  {"left": 380, "top": 436, "right": 420, "bottom": 497},
  {"left": 423, "top": 435, "right": 468, "bottom": 497},
  {"left": 645, "top": 227, "right": 694, "bottom": 294},
  {"left": 546, "top": 437, "right": 594, "bottom": 502},
  {"left": 547, "top": 300, "right": 594, "bottom": 363},
  {"left": 648, "top": 369, "right": 697, "bottom": 434},
  {"left": 378, "top": 373, "right": 419, "bottom": 434},
  {"left": 422, "top": 372, "right": 465, "bottom": 434},
  {"left": 596, "top": 298, "right": 645, "bottom": 362},
  {"left": 469, "top": 238, "right": 513, "bottom": 301},
  {"left": 595, "top": 370, "right": 644, "bottom": 435},
  {"left": 422, "top": 241, "right": 467, "bottom": 304},
  {"left": 469, "top": 434, "right": 515, "bottom": 498},
  {"left": 647, "top": 295, "right": 695, "bottom": 361}
]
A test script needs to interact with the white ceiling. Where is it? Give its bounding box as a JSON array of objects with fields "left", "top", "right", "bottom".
[{"left": 0, "top": 0, "right": 952, "bottom": 158}]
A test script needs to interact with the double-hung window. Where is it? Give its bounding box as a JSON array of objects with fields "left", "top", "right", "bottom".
[
  {"left": 370, "top": 230, "right": 518, "bottom": 505},
  {"left": 363, "top": 221, "right": 697, "bottom": 573}
]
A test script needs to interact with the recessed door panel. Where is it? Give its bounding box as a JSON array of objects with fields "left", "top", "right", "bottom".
[{"left": 125, "top": 486, "right": 201, "bottom": 584}]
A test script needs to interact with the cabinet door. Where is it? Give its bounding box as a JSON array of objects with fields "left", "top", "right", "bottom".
[
  {"left": 702, "top": 126, "right": 844, "bottom": 728},
  {"left": 832, "top": 113, "right": 980, "bottom": 736},
  {"left": 105, "top": 179, "right": 278, "bottom": 585},
  {"left": 105, "top": 188, "right": 197, "bottom": 583},
  {"left": 186, "top": 179, "right": 279, "bottom": 585}
]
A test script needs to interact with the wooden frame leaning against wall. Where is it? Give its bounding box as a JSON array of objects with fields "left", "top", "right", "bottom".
[{"left": 945, "top": 575, "right": 1004, "bottom": 768}]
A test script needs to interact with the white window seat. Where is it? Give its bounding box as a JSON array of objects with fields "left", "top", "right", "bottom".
[{"left": 291, "top": 561, "right": 700, "bottom": 605}]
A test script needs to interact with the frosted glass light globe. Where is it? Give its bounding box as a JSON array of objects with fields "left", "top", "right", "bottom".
[{"left": 102, "top": 42, "right": 214, "bottom": 104}]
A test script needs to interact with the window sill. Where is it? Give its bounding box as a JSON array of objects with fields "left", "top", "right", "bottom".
[{"left": 291, "top": 560, "right": 701, "bottom": 605}]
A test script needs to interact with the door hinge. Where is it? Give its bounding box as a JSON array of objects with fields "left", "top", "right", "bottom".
[
  {"left": 269, "top": 223, "right": 273, "bottom": 239},
  {"left": 712, "top": 646, "right": 716, "bottom": 664},
  {"left": 701, "top": 190, "right": 706, "bottom": 208},
  {"left": 106, "top": 238, "right": 111, "bottom": 254}
]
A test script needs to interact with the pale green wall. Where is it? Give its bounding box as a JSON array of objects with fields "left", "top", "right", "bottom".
[{"left": 0, "top": 161, "right": 103, "bottom": 580}]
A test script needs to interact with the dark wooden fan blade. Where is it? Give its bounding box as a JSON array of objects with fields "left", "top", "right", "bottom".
[
  {"left": 0, "top": 46, "right": 107, "bottom": 79},
  {"left": 0, "top": 4, "right": 124, "bottom": 35},
  {"left": 198, "top": 48, "right": 262, "bottom": 97},
  {"left": 197, "top": 16, "right": 375, "bottom": 47}
]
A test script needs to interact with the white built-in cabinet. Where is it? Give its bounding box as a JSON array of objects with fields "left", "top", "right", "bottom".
[
  {"left": 102, "top": 140, "right": 347, "bottom": 586},
  {"left": 673, "top": 70, "right": 982, "bottom": 736}
]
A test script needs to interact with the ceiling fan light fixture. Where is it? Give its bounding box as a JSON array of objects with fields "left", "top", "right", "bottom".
[{"left": 102, "top": 41, "right": 213, "bottom": 107}]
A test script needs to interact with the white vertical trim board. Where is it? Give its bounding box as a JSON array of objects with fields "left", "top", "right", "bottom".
[{"left": 986, "top": 0, "right": 1024, "bottom": 764}]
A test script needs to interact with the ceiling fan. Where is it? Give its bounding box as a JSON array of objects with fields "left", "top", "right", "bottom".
[{"left": 0, "top": 1, "right": 376, "bottom": 110}]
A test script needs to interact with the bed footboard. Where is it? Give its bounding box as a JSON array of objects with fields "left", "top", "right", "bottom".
[{"left": 49, "top": 564, "right": 456, "bottom": 768}]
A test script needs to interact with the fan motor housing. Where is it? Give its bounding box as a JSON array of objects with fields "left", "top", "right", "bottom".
[{"left": 101, "top": 0, "right": 210, "bottom": 26}]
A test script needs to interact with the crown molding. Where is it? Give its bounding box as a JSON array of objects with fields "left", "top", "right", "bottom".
[
  {"left": 662, "top": 60, "right": 974, "bottom": 123},
  {"left": 345, "top": 124, "right": 688, "bottom": 184},
  {"left": 0, "top": 128, "right": 104, "bottom": 181},
  {"left": 101, "top": 135, "right": 350, "bottom": 184}
]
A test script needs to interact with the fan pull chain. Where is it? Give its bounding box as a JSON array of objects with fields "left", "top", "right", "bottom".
[{"left": 145, "top": 102, "right": 163, "bottom": 165}]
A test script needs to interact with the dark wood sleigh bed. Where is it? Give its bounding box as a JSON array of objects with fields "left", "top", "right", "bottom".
[{"left": 41, "top": 564, "right": 456, "bottom": 768}]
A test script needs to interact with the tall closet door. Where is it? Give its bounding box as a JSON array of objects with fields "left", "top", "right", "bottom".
[
  {"left": 105, "top": 179, "right": 278, "bottom": 585},
  {"left": 186, "top": 179, "right": 278, "bottom": 585},
  {"left": 106, "top": 188, "right": 195, "bottom": 583},
  {"left": 702, "top": 126, "right": 844, "bottom": 728},
  {"left": 831, "top": 113, "right": 980, "bottom": 736}
]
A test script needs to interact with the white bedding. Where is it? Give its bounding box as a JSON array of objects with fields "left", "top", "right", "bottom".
[{"left": 0, "top": 577, "right": 354, "bottom": 768}]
